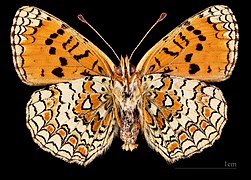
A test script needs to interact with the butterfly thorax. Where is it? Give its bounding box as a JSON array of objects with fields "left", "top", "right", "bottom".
[{"left": 113, "top": 57, "right": 142, "bottom": 151}]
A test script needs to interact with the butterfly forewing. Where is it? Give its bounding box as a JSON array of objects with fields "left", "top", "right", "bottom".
[
  {"left": 11, "top": 6, "right": 115, "bottom": 86},
  {"left": 136, "top": 5, "right": 238, "bottom": 82}
]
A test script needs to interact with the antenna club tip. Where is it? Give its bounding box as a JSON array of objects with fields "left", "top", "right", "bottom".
[
  {"left": 158, "top": 12, "right": 167, "bottom": 22},
  {"left": 78, "top": 14, "right": 87, "bottom": 23}
]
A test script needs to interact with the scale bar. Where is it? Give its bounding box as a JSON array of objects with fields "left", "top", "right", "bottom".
[{"left": 175, "top": 167, "right": 237, "bottom": 170}]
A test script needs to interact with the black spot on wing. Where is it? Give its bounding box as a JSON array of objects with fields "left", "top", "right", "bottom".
[
  {"left": 68, "top": 42, "right": 79, "bottom": 53},
  {"left": 45, "top": 38, "right": 53, "bottom": 45},
  {"left": 59, "top": 57, "right": 67, "bottom": 66},
  {"left": 162, "top": 48, "right": 179, "bottom": 57},
  {"left": 189, "top": 64, "right": 200, "bottom": 74},
  {"left": 44, "top": 31, "right": 61, "bottom": 46},
  {"left": 52, "top": 67, "right": 64, "bottom": 77},
  {"left": 41, "top": 69, "right": 45, "bottom": 77},
  {"left": 92, "top": 60, "right": 99, "bottom": 69},
  {"left": 186, "top": 25, "right": 194, "bottom": 31},
  {"left": 207, "top": 66, "right": 212, "bottom": 73},
  {"left": 196, "top": 43, "right": 203, "bottom": 51},
  {"left": 173, "top": 39, "right": 184, "bottom": 49},
  {"left": 198, "top": 35, "right": 206, "bottom": 41},
  {"left": 49, "top": 47, "right": 56, "bottom": 55},
  {"left": 57, "top": 28, "right": 65, "bottom": 35},
  {"left": 98, "top": 66, "right": 104, "bottom": 73},
  {"left": 193, "top": 30, "right": 201, "bottom": 35},
  {"left": 185, "top": 53, "right": 193, "bottom": 62},
  {"left": 62, "top": 36, "right": 73, "bottom": 50},
  {"left": 74, "top": 50, "right": 90, "bottom": 61},
  {"left": 50, "top": 33, "right": 58, "bottom": 38},
  {"left": 154, "top": 57, "right": 161, "bottom": 67},
  {"left": 178, "top": 32, "right": 189, "bottom": 47}
]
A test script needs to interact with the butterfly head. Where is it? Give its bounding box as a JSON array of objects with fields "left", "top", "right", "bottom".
[{"left": 115, "top": 56, "right": 136, "bottom": 78}]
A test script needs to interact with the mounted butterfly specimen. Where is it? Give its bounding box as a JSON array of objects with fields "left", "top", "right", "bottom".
[{"left": 11, "top": 5, "right": 238, "bottom": 166}]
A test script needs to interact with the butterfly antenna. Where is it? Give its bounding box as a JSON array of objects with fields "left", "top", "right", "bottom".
[
  {"left": 78, "top": 14, "right": 120, "bottom": 62},
  {"left": 129, "top": 12, "right": 167, "bottom": 61}
]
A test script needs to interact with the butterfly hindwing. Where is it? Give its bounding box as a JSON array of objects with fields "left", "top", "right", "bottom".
[
  {"left": 11, "top": 6, "right": 115, "bottom": 86},
  {"left": 26, "top": 76, "right": 117, "bottom": 165},
  {"left": 141, "top": 74, "right": 227, "bottom": 162},
  {"left": 136, "top": 5, "right": 238, "bottom": 82}
]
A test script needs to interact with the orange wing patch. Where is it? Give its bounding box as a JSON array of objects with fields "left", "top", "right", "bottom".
[
  {"left": 11, "top": 6, "right": 115, "bottom": 86},
  {"left": 136, "top": 5, "right": 238, "bottom": 82}
]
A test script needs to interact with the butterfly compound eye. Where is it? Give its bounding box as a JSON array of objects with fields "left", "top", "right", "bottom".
[
  {"left": 130, "top": 64, "right": 136, "bottom": 75},
  {"left": 115, "top": 66, "right": 122, "bottom": 76}
]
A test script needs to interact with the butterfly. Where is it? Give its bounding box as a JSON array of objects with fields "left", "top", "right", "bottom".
[{"left": 11, "top": 5, "right": 238, "bottom": 166}]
